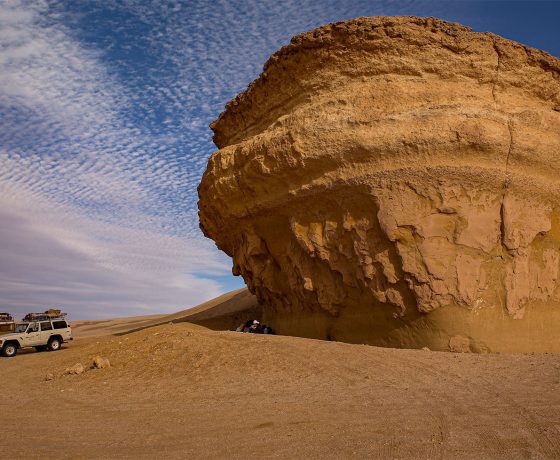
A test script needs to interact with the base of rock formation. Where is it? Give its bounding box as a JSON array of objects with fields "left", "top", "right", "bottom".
[{"left": 265, "top": 299, "right": 560, "bottom": 353}]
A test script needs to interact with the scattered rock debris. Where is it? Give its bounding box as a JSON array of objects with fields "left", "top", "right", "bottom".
[
  {"left": 65, "top": 363, "right": 85, "bottom": 375},
  {"left": 449, "top": 335, "right": 471, "bottom": 353},
  {"left": 92, "top": 356, "right": 111, "bottom": 369}
]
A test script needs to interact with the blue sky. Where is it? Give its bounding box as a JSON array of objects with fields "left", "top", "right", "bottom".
[{"left": 1, "top": 0, "right": 559, "bottom": 320}]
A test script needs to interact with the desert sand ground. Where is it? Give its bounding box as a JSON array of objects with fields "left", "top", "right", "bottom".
[{"left": 2, "top": 293, "right": 560, "bottom": 459}]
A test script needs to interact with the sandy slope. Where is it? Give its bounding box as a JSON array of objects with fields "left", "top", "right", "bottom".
[
  {"left": 70, "top": 314, "right": 166, "bottom": 337},
  {"left": 2, "top": 319, "right": 560, "bottom": 459},
  {"left": 71, "top": 288, "right": 259, "bottom": 337}
]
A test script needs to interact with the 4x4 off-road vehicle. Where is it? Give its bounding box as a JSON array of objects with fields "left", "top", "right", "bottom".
[{"left": 0, "top": 317, "right": 72, "bottom": 358}]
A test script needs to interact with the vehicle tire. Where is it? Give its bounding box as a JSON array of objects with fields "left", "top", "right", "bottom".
[
  {"left": 35, "top": 345, "right": 47, "bottom": 352},
  {"left": 1, "top": 343, "right": 18, "bottom": 358},
  {"left": 47, "top": 337, "right": 61, "bottom": 352}
]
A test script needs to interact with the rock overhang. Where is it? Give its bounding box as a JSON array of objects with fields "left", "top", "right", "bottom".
[{"left": 198, "top": 16, "right": 560, "bottom": 352}]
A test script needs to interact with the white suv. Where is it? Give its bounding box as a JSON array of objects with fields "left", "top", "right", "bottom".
[{"left": 0, "top": 319, "right": 73, "bottom": 358}]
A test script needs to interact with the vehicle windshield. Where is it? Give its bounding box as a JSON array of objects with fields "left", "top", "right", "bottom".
[{"left": 15, "top": 323, "right": 38, "bottom": 333}]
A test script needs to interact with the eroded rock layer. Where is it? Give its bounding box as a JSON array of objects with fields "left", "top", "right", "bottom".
[{"left": 198, "top": 16, "right": 560, "bottom": 352}]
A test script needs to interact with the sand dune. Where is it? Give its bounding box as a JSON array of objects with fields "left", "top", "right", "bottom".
[
  {"left": 70, "top": 314, "right": 166, "bottom": 338},
  {"left": 71, "top": 288, "right": 260, "bottom": 337}
]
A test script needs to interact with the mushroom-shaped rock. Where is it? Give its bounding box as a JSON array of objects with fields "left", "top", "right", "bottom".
[{"left": 198, "top": 16, "right": 560, "bottom": 352}]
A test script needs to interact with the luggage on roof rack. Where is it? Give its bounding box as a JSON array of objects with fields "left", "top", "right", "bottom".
[
  {"left": 23, "top": 310, "right": 68, "bottom": 322},
  {"left": 0, "top": 313, "right": 13, "bottom": 322},
  {"left": 0, "top": 313, "right": 15, "bottom": 335}
]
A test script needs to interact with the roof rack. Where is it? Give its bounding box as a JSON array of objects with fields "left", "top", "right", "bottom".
[
  {"left": 23, "top": 310, "right": 68, "bottom": 322},
  {"left": 0, "top": 313, "right": 13, "bottom": 322}
]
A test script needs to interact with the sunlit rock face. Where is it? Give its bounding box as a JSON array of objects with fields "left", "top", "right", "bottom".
[{"left": 198, "top": 16, "right": 560, "bottom": 352}]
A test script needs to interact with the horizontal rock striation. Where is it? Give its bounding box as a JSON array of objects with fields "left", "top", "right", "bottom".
[{"left": 198, "top": 16, "right": 560, "bottom": 352}]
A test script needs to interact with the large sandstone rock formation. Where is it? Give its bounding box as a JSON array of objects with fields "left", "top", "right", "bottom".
[{"left": 198, "top": 16, "right": 560, "bottom": 352}]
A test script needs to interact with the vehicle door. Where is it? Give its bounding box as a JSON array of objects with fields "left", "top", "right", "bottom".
[
  {"left": 40, "top": 321, "right": 54, "bottom": 343},
  {"left": 52, "top": 320, "right": 71, "bottom": 340},
  {"left": 21, "top": 322, "right": 40, "bottom": 346}
]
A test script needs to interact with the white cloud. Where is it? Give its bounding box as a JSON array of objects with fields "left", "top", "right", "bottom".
[{"left": 0, "top": 189, "right": 228, "bottom": 319}]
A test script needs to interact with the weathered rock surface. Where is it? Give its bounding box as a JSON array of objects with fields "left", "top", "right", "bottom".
[
  {"left": 65, "top": 363, "right": 85, "bottom": 375},
  {"left": 449, "top": 335, "right": 472, "bottom": 353},
  {"left": 92, "top": 356, "right": 110, "bottom": 369},
  {"left": 198, "top": 16, "right": 560, "bottom": 352}
]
